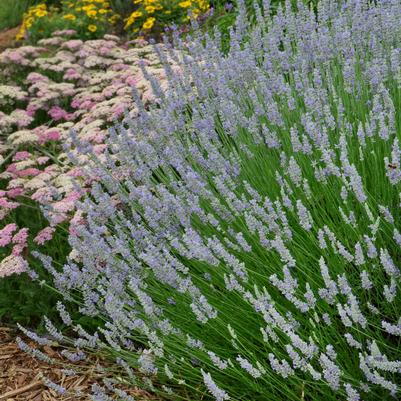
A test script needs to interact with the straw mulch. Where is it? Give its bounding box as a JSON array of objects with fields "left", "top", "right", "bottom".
[
  {"left": 0, "top": 326, "right": 158, "bottom": 401},
  {"left": 0, "top": 27, "right": 18, "bottom": 51}
]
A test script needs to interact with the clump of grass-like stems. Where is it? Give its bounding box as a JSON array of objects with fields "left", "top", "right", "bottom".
[{"left": 28, "top": 0, "right": 401, "bottom": 400}]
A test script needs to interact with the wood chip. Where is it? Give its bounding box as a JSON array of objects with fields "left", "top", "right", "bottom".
[{"left": 0, "top": 380, "right": 43, "bottom": 400}]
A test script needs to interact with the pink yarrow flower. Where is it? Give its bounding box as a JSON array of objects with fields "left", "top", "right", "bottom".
[
  {"left": 34, "top": 227, "right": 55, "bottom": 245},
  {"left": 17, "top": 168, "right": 41, "bottom": 177},
  {"left": 12, "top": 228, "right": 29, "bottom": 245},
  {"left": 13, "top": 151, "right": 31, "bottom": 161},
  {"left": 38, "top": 128, "right": 61, "bottom": 144},
  {"left": 48, "top": 106, "right": 74, "bottom": 122},
  {"left": 0, "top": 223, "right": 17, "bottom": 247},
  {"left": 0, "top": 254, "right": 28, "bottom": 278},
  {"left": 7, "top": 188, "right": 24, "bottom": 198}
]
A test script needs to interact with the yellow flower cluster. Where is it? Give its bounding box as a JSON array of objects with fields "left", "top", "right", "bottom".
[
  {"left": 17, "top": 0, "right": 211, "bottom": 42},
  {"left": 125, "top": 0, "right": 210, "bottom": 33},
  {"left": 17, "top": 0, "right": 119, "bottom": 41},
  {"left": 62, "top": 0, "right": 119, "bottom": 29},
  {"left": 16, "top": 3, "right": 52, "bottom": 40}
]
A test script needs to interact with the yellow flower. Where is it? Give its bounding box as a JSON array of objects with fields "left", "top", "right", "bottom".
[
  {"left": 88, "top": 24, "right": 97, "bottom": 32},
  {"left": 35, "top": 9, "right": 48, "bottom": 17},
  {"left": 179, "top": 1, "right": 192, "bottom": 8},
  {"left": 87, "top": 9, "right": 97, "bottom": 17},
  {"left": 131, "top": 11, "right": 143, "bottom": 18},
  {"left": 142, "top": 17, "right": 155, "bottom": 29},
  {"left": 109, "top": 14, "right": 120, "bottom": 24},
  {"left": 145, "top": 5, "right": 156, "bottom": 13},
  {"left": 63, "top": 13, "right": 77, "bottom": 20},
  {"left": 98, "top": 8, "right": 108, "bottom": 14}
]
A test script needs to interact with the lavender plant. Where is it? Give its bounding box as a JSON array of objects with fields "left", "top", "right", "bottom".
[{"left": 35, "top": 0, "right": 401, "bottom": 400}]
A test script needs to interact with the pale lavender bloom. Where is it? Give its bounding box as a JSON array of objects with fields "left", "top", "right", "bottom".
[
  {"left": 268, "top": 353, "right": 295, "bottom": 378},
  {"left": 325, "top": 345, "right": 337, "bottom": 361},
  {"left": 186, "top": 335, "right": 204, "bottom": 349},
  {"left": 43, "top": 377, "right": 67, "bottom": 395},
  {"left": 340, "top": 186, "right": 348, "bottom": 201},
  {"left": 296, "top": 200, "right": 313, "bottom": 231},
  {"left": 360, "top": 270, "right": 373, "bottom": 290},
  {"left": 317, "top": 229, "right": 328, "bottom": 249},
  {"left": 285, "top": 344, "right": 308, "bottom": 371},
  {"left": 236, "top": 355, "right": 263, "bottom": 378},
  {"left": 366, "top": 341, "right": 401, "bottom": 373},
  {"left": 364, "top": 236, "right": 378, "bottom": 259},
  {"left": 354, "top": 242, "right": 365, "bottom": 266},
  {"left": 379, "top": 205, "right": 394, "bottom": 224},
  {"left": 380, "top": 248, "right": 400, "bottom": 277},
  {"left": 319, "top": 353, "right": 341, "bottom": 390},
  {"left": 383, "top": 277, "right": 397, "bottom": 303},
  {"left": 393, "top": 228, "right": 401, "bottom": 247},
  {"left": 344, "top": 333, "right": 362, "bottom": 349},
  {"left": 287, "top": 157, "right": 302, "bottom": 187},
  {"left": 344, "top": 383, "right": 360, "bottom": 401},
  {"left": 336, "top": 241, "right": 354, "bottom": 262},
  {"left": 359, "top": 354, "right": 398, "bottom": 394},
  {"left": 208, "top": 351, "right": 229, "bottom": 370},
  {"left": 44, "top": 317, "right": 64, "bottom": 342},
  {"left": 61, "top": 349, "right": 86, "bottom": 362},
  {"left": 339, "top": 207, "right": 356, "bottom": 227},
  {"left": 318, "top": 257, "right": 339, "bottom": 304},
  {"left": 322, "top": 313, "right": 332, "bottom": 326},
  {"left": 16, "top": 337, "right": 55, "bottom": 364},
  {"left": 201, "top": 370, "right": 230, "bottom": 401},
  {"left": 304, "top": 283, "right": 316, "bottom": 309},
  {"left": 138, "top": 351, "right": 158, "bottom": 374},
  {"left": 337, "top": 303, "right": 353, "bottom": 327},
  {"left": 367, "top": 302, "right": 379, "bottom": 315},
  {"left": 382, "top": 320, "right": 401, "bottom": 336},
  {"left": 337, "top": 274, "right": 352, "bottom": 295},
  {"left": 290, "top": 127, "right": 302, "bottom": 152},
  {"left": 164, "top": 364, "right": 174, "bottom": 379},
  {"left": 56, "top": 301, "right": 73, "bottom": 326},
  {"left": 356, "top": 123, "right": 366, "bottom": 147},
  {"left": 17, "top": 324, "right": 52, "bottom": 346},
  {"left": 269, "top": 266, "right": 298, "bottom": 296},
  {"left": 385, "top": 138, "right": 401, "bottom": 184}
]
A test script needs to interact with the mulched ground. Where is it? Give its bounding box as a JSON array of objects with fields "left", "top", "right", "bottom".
[
  {"left": 0, "top": 327, "right": 158, "bottom": 401},
  {"left": 0, "top": 27, "right": 19, "bottom": 51}
]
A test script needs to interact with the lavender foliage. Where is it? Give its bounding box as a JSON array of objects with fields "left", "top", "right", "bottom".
[{"left": 37, "top": 0, "right": 401, "bottom": 400}]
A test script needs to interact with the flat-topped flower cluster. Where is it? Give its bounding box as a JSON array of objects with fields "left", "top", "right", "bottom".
[
  {"left": 22, "top": 0, "right": 401, "bottom": 400},
  {"left": 0, "top": 30, "right": 178, "bottom": 278}
]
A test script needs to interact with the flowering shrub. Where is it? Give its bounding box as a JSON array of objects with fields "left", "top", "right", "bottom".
[
  {"left": 17, "top": 1, "right": 120, "bottom": 42},
  {"left": 26, "top": 0, "right": 401, "bottom": 400},
  {"left": 16, "top": 0, "right": 213, "bottom": 43},
  {"left": 124, "top": 0, "right": 210, "bottom": 34},
  {"left": 0, "top": 31, "right": 177, "bottom": 278}
]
